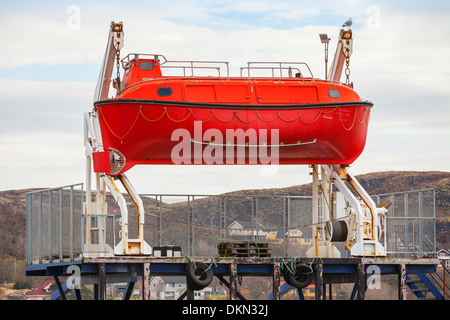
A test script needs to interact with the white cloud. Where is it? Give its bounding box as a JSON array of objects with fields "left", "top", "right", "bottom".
[
  {"left": 0, "top": 132, "right": 85, "bottom": 190},
  {"left": 1, "top": 1, "right": 449, "bottom": 193},
  {"left": 211, "top": 0, "right": 321, "bottom": 19},
  {"left": 0, "top": 79, "right": 94, "bottom": 134}
]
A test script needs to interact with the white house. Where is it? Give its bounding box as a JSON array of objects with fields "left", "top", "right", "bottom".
[
  {"left": 227, "top": 220, "right": 268, "bottom": 237},
  {"left": 150, "top": 276, "right": 213, "bottom": 300},
  {"left": 437, "top": 249, "right": 450, "bottom": 268},
  {"left": 265, "top": 228, "right": 312, "bottom": 245},
  {"left": 25, "top": 280, "right": 53, "bottom": 300}
]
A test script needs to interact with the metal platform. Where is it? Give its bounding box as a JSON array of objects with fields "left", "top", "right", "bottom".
[
  {"left": 25, "top": 183, "right": 448, "bottom": 300},
  {"left": 25, "top": 256, "right": 443, "bottom": 300}
]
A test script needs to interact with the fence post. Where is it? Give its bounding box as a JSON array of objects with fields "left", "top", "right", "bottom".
[
  {"left": 48, "top": 190, "right": 53, "bottom": 263},
  {"left": 26, "top": 194, "right": 31, "bottom": 264},
  {"left": 70, "top": 186, "right": 74, "bottom": 261},
  {"left": 59, "top": 188, "right": 63, "bottom": 261},
  {"left": 187, "top": 196, "right": 191, "bottom": 256},
  {"left": 433, "top": 189, "right": 437, "bottom": 255},
  {"left": 38, "top": 192, "right": 42, "bottom": 264},
  {"left": 192, "top": 196, "right": 195, "bottom": 256}
]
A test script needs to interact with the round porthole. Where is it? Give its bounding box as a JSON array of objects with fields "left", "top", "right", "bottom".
[
  {"left": 328, "top": 88, "right": 341, "bottom": 98},
  {"left": 157, "top": 87, "right": 173, "bottom": 96}
]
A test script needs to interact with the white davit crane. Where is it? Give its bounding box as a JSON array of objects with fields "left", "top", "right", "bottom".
[
  {"left": 86, "top": 21, "right": 152, "bottom": 256},
  {"left": 93, "top": 21, "right": 124, "bottom": 102},
  {"left": 327, "top": 28, "right": 353, "bottom": 83},
  {"left": 307, "top": 27, "right": 388, "bottom": 258}
]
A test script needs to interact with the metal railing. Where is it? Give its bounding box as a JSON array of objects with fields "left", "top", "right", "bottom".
[
  {"left": 373, "top": 188, "right": 436, "bottom": 258},
  {"left": 428, "top": 261, "right": 450, "bottom": 300},
  {"left": 121, "top": 53, "right": 319, "bottom": 81},
  {"left": 240, "top": 61, "right": 314, "bottom": 80},
  {"left": 121, "top": 53, "right": 230, "bottom": 78},
  {"left": 26, "top": 186, "right": 437, "bottom": 263},
  {"left": 161, "top": 60, "right": 230, "bottom": 78},
  {"left": 26, "top": 183, "right": 84, "bottom": 265},
  {"left": 140, "top": 194, "right": 313, "bottom": 257}
]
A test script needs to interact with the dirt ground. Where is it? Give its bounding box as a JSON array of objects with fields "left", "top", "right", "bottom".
[{"left": 0, "top": 283, "right": 29, "bottom": 300}]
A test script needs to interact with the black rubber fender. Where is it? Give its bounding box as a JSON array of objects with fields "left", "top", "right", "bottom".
[
  {"left": 283, "top": 262, "right": 314, "bottom": 289},
  {"left": 186, "top": 262, "right": 213, "bottom": 290},
  {"left": 282, "top": 264, "right": 293, "bottom": 285}
]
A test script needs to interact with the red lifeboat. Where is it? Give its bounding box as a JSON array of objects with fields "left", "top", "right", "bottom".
[{"left": 93, "top": 54, "right": 372, "bottom": 175}]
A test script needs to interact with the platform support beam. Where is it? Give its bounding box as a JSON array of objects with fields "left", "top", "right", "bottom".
[
  {"left": 398, "top": 264, "right": 407, "bottom": 300},
  {"left": 356, "top": 263, "right": 366, "bottom": 300},
  {"left": 53, "top": 275, "right": 66, "bottom": 300},
  {"left": 123, "top": 281, "right": 135, "bottom": 300},
  {"left": 229, "top": 262, "right": 238, "bottom": 300},
  {"left": 186, "top": 286, "right": 195, "bottom": 300},
  {"left": 315, "top": 262, "right": 324, "bottom": 300},
  {"left": 97, "top": 263, "right": 106, "bottom": 300},
  {"left": 216, "top": 275, "right": 246, "bottom": 300},
  {"left": 272, "top": 261, "right": 281, "bottom": 300},
  {"left": 74, "top": 288, "right": 82, "bottom": 300},
  {"left": 142, "top": 262, "right": 151, "bottom": 300}
]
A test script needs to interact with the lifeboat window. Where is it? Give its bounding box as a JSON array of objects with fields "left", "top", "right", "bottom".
[
  {"left": 157, "top": 87, "right": 173, "bottom": 96},
  {"left": 328, "top": 89, "right": 340, "bottom": 98},
  {"left": 139, "top": 61, "right": 154, "bottom": 71}
]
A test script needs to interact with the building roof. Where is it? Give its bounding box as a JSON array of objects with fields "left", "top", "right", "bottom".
[
  {"left": 228, "top": 220, "right": 265, "bottom": 229},
  {"left": 267, "top": 227, "right": 312, "bottom": 239},
  {"left": 26, "top": 280, "right": 54, "bottom": 296},
  {"left": 161, "top": 276, "right": 186, "bottom": 283}
]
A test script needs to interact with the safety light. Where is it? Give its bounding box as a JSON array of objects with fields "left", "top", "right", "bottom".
[{"left": 343, "top": 30, "right": 352, "bottom": 39}]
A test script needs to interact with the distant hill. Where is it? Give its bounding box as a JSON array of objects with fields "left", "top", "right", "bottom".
[
  {"left": 224, "top": 171, "right": 450, "bottom": 216},
  {"left": 0, "top": 171, "right": 449, "bottom": 264}
]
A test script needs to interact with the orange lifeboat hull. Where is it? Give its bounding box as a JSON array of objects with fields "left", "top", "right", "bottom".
[{"left": 94, "top": 78, "right": 371, "bottom": 175}]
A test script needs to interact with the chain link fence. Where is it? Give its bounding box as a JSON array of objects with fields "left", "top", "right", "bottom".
[
  {"left": 26, "top": 186, "right": 436, "bottom": 264},
  {"left": 26, "top": 184, "right": 84, "bottom": 264}
]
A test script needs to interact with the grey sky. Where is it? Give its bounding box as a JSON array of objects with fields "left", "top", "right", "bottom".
[{"left": 0, "top": 1, "right": 449, "bottom": 194}]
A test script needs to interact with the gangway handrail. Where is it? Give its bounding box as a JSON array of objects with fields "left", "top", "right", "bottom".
[{"left": 425, "top": 261, "right": 450, "bottom": 299}]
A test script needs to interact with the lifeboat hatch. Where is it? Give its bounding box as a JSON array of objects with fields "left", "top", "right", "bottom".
[{"left": 122, "top": 54, "right": 163, "bottom": 87}]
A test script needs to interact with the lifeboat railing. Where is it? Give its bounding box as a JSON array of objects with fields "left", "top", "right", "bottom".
[
  {"left": 122, "top": 53, "right": 230, "bottom": 79},
  {"left": 240, "top": 61, "right": 315, "bottom": 81},
  {"left": 121, "top": 53, "right": 321, "bottom": 82},
  {"left": 160, "top": 60, "right": 230, "bottom": 79}
]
